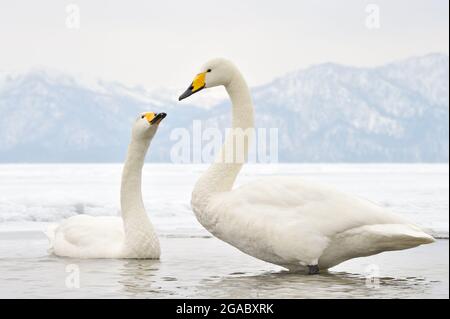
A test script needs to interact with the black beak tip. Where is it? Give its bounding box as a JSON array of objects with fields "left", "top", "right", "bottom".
[
  {"left": 179, "top": 85, "right": 195, "bottom": 101},
  {"left": 178, "top": 91, "right": 191, "bottom": 101},
  {"left": 150, "top": 112, "right": 167, "bottom": 125}
]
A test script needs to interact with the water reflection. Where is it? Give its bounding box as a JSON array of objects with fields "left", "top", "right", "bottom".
[
  {"left": 0, "top": 235, "right": 446, "bottom": 298},
  {"left": 117, "top": 259, "right": 162, "bottom": 297},
  {"left": 194, "top": 270, "right": 433, "bottom": 299}
]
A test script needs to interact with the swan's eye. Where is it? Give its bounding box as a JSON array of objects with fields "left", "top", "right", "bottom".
[
  {"left": 207, "top": 69, "right": 212, "bottom": 73},
  {"left": 141, "top": 115, "right": 145, "bottom": 119}
]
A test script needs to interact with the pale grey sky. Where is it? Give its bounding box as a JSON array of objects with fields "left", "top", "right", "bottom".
[{"left": 0, "top": 0, "right": 448, "bottom": 89}]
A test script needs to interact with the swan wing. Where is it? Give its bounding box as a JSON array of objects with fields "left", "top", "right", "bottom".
[
  {"left": 51, "top": 215, "right": 125, "bottom": 258},
  {"left": 205, "top": 177, "right": 431, "bottom": 267},
  {"left": 219, "top": 176, "right": 408, "bottom": 236}
]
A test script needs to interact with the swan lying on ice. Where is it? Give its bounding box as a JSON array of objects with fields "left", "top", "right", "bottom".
[
  {"left": 179, "top": 58, "right": 434, "bottom": 274},
  {"left": 46, "top": 112, "right": 167, "bottom": 259}
]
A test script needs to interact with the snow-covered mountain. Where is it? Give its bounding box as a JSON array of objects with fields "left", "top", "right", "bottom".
[
  {"left": 251, "top": 53, "right": 449, "bottom": 162},
  {"left": 0, "top": 53, "right": 448, "bottom": 163}
]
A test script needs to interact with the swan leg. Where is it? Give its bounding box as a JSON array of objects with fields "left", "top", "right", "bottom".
[{"left": 307, "top": 264, "right": 320, "bottom": 275}]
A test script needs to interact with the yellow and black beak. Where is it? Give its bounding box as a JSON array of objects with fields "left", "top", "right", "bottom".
[
  {"left": 179, "top": 72, "right": 206, "bottom": 101},
  {"left": 144, "top": 112, "right": 167, "bottom": 125}
]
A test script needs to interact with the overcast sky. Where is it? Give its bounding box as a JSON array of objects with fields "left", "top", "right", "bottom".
[{"left": 0, "top": 0, "right": 448, "bottom": 89}]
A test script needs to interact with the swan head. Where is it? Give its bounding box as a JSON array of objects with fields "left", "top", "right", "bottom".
[
  {"left": 132, "top": 112, "right": 167, "bottom": 140},
  {"left": 179, "top": 58, "right": 237, "bottom": 101}
]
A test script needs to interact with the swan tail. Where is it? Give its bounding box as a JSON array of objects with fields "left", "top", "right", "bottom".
[
  {"left": 320, "top": 223, "right": 435, "bottom": 269},
  {"left": 44, "top": 224, "right": 58, "bottom": 245},
  {"left": 344, "top": 223, "right": 435, "bottom": 252},
  {"left": 373, "top": 223, "right": 434, "bottom": 245}
]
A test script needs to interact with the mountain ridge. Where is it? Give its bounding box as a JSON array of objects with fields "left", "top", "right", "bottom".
[{"left": 0, "top": 53, "right": 448, "bottom": 163}]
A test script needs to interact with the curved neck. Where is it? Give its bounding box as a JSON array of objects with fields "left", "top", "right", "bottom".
[
  {"left": 193, "top": 71, "right": 254, "bottom": 204},
  {"left": 120, "top": 138, "right": 155, "bottom": 242}
]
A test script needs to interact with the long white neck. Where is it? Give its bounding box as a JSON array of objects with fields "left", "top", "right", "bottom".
[
  {"left": 121, "top": 138, "right": 158, "bottom": 250},
  {"left": 192, "top": 70, "right": 254, "bottom": 210}
]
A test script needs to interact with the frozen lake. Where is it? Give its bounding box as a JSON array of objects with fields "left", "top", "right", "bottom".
[
  {"left": 0, "top": 164, "right": 448, "bottom": 298},
  {"left": 0, "top": 164, "right": 448, "bottom": 237}
]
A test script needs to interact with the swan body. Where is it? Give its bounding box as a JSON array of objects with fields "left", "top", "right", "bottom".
[
  {"left": 47, "top": 112, "right": 166, "bottom": 259},
  {"left": 194, "top": 177, "right": 433, "bottom": 271},
  {"left": 179, "top": 58, "right": 434, "bottom": 272}
]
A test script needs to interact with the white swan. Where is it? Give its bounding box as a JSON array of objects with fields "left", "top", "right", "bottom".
[
  {"left": 179, "top": 58, "right": 434, "bottom": 274},
  {"left": 46, "top": 112, "right": 167, "bottom": 258}
]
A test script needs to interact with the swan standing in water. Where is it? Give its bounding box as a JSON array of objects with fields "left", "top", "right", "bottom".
[
  {"left": 179, "top": 58, "right": 434, "bottom": 274},
  {"left": 47, "top": 112, "right": 167, "bottom": 258}
]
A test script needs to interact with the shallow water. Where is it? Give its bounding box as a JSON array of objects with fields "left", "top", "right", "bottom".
[{"left": 0, "top": 233, "right": 448, "bottom": 298}]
